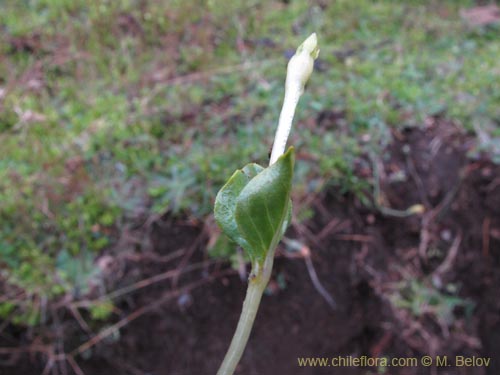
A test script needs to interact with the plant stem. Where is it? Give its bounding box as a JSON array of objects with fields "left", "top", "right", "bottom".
[
  {"left": 269, "top": 85, "right": 301, "bottom": 165},
  {"left": 216, "top": 245, "right": 276, "bottom": 375},
  {"left": 217, "top": 33, "right": 318, "bottom": 375}
]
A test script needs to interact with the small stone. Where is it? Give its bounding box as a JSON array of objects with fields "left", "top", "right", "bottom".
[
  {"left": 177, "top": 293, "right": 193, "bottom": 311},
  {"left": 482, "top": 167, "right": 492, "bottom": 178},
  {"left": 440, "top": 229, "right": 452, "bottom": 242},
  {"left": 366, "top": 214, "right": 376, "bottom": 224}
]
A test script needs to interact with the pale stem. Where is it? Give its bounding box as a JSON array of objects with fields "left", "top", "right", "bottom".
[
  {"left": 216, "top": 246, "right": 276, "bottom": 375},
  {"left": 269, "top": 84, "right": 301, "bottom": 165}
]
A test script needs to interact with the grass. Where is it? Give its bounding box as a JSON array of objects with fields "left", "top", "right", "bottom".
[{"left": 0, "top": 0, "right": 499, "bottom": 325}]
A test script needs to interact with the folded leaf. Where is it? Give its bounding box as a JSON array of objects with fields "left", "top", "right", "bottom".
[
  {"left": 235, "top": 148, "right": 294, "bottom": 263},
  {"left": 214, "top": 163, "right": 264, "bottom": 253},
  {"left": 214, "top": 148, "right": 295, "bottom": 263}
]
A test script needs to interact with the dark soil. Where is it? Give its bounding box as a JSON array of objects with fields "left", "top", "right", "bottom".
[{"left": 2, "top": 120, "right": 500, "bottom": 375}]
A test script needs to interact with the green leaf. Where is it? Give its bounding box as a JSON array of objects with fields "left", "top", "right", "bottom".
[
  {"left": 90, "top": 300, "right": 114, "bottom": 320},
  {"left": 214, "top": 148, "right": 294, "bottom": 264},
  {"left": 214, "top": 162, "right": 265, "bottom": 253},
  {"left": 281, "top": 200, "right": 292, "bottom": 238},
  {"left": 235, "top": 148, "right": 294, "bottom": 263}
]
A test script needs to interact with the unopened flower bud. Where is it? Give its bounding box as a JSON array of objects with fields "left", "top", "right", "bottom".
[{"left": 270, "top": 33, "right": 319, "bottom": 165}]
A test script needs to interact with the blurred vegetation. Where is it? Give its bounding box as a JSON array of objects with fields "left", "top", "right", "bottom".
[
  {"left": 0, "top": 0, "right": 499, "bottom": 326},
  {"left": 390, "top": 278, "right": 474, "bottom": 326}
]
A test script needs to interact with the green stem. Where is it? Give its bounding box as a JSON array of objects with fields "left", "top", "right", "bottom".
[{"left": 217, "top": 246, "right": 276, "bottom": 375}]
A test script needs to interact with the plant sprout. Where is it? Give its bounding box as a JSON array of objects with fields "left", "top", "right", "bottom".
[{"left": 214, "top": 33, "right": 319, "bottom": 375}]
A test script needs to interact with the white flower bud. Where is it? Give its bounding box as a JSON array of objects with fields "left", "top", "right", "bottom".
[
  {"left": 285, "top": 32, "right": 319, "bottom": 95},
  {"left": 270, "top": 33, "right": 319, "bottom": 165}
]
